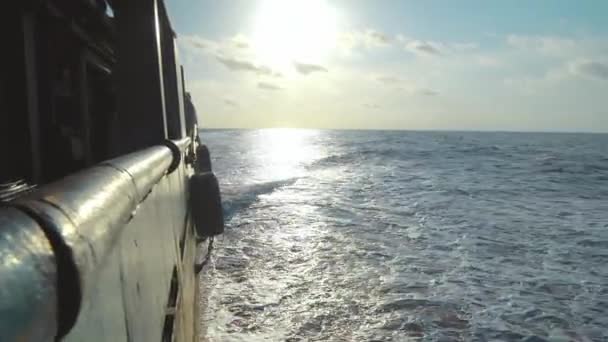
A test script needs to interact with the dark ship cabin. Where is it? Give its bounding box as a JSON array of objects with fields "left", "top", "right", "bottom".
[
  {"left": 0, "top": 1, "right": 223, "bottom": 341},
  {"left": 2, "top": 0, "right": 195, "bottom": 188}
]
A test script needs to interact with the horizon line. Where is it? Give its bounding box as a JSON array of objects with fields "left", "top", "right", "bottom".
[{"left": 198, "top": 127, "right": 608, "bottom": 135}]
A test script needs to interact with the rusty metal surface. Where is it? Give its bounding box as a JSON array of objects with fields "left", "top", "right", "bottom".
[{"left": 0, "top": 207, "right": 57, "bottom": 342}]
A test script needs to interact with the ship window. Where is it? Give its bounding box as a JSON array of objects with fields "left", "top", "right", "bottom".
[
  {"left": 160, "top": 6, "right": 185, "bottom": 140},
  {"left": 37, "top": 16, "right": 116, "bottom": 183},
  {"left": 43, "top": 60, "right": 87, "bottom": 182},
  {"left": 105, "top": 1, "right": 115, "bottom": 18},
  {"left": 85, "top": 58, "right": 116, "bottom": 163}
]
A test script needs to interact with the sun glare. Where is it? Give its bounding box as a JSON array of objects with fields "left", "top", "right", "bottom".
[
  {"left": 253, "top": 128, "right": 320, "bottom": 181},
  {"left": 251, "top": 0, "right": 338, "bottom": 71}
]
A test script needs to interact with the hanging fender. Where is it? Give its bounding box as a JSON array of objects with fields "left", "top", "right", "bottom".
[
  {"left": 196, "top": 144, "right": 212, "bottom": 173},
  {"left": 190, "top": 172, "right": 224, "bottom": 238}
]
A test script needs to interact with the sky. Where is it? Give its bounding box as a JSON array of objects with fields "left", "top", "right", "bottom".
[{"left": 166, "top": 0, "right": 608, "bottom": 132}]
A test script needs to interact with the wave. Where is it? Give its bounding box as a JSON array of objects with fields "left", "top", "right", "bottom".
[
  {"left": 306, "top": 153, "right": 353, "bottom": 169},
  {"left": 306, "top": 148, "right": 406, "bottom": 170},
  {"left": 221, "top": 178, "right": 299, "bottom": 221},
  {"left": 452, "top": 145, "right": 502, "bottom": 155},
  {"left": 538, "top": 162, "right": 608, "bottom": 176}
]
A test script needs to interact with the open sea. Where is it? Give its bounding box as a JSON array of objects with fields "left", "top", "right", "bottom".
[{"left": 198, "top": 129, "right": 608, "bottom": 342}]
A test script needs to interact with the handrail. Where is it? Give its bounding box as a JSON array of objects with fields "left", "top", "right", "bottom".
[
  {"left": 0, "top": 207, "right": 58, "bottom": 342},
  {"left": 163, "top": 137, "right": 191, "bottom": 173},
  {"left": 170, "top": 137, "right": 191, "bottom": 153},
  {"left": 1, "top": 139, "right": 189, "bottom": 339}
]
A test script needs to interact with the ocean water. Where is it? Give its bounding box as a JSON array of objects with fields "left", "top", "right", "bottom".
[{"left": 198, "top": 129, "right": 608, "bottom": 342}]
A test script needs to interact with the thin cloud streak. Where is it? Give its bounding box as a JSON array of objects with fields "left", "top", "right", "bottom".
[
  {"left": 216, "top": 55, "right": 279, "bottom": 77},
  {"left": 569, "top": 60, "right": 608, "bottom": 81},
  {"left": 257, "top": 82, "right": 283, "bottom": 91},
  {"left": 406, "top": 40, "right": 442, "bottom": 56},
  {"left": 420, "top": 89, "right": 440, "bottom": 96},
  {"left": 294, "top": 62, "right": 328, "bottom": 75}
]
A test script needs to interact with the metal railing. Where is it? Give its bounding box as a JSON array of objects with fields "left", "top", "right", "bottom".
[{"left": 0, "top": 138, "right": 190, "bottom": 341}]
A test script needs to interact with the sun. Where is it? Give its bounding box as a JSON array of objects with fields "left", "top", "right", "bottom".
[{"left": 251, "top": 0, "right": 338, "bottom": 72}]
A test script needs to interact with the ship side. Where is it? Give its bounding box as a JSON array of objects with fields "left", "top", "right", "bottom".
[{"left": 0, "top": 1, "right": 222, "bottom": 341}]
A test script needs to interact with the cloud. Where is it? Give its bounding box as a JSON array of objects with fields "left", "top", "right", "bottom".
[
  {"left": 257, "top": 82, "right": 283, "bottom": 91},
  {"left": 420, "top": 89, "right": 440, "bottom": 96},
  {"left": 503, "top": 65, "right": 573, "bottom": 94},
  {"left": 181, "top": 34, "right": 251, "bottom": 53},
  {"left": 398, "top": 35, "right": 479, "bottom": 57},
  {"left": 181, "top": 34, "right": 282, "bottom": 78},
  {"left": 365, "top": 29, "right": 391, "bottom": 46},
  {"left": 216, "top": 56, "right": 279, "bottom": 76},
  {"left": 398, "top": 83, "right": 440, "bottom": 96},
  {"left": 224, "top": 99, "right": 239, "bottom": 107},
  {"left": 506, "top": 35, "right": 576, "bottom": 55},
  {"left": 231, "top": 34, "right": 249, "bottom": 49},
  {"left": 294, "top": 62, "right": 328, "bottom": 75},
  {"left": 339, "top": 29, "right": 392, "bottom": 51},
  {"left": 341, "top": 29, "right": 469, "bottom": 56},
  {"left": 406, "top": 40, "right": 442, "bottom": 56},
  {"left": 179, "top": 35, "right": 217, "bottom": 51},
  {"left": 569, "top": 60, "right": 608, "bottom": 81}
]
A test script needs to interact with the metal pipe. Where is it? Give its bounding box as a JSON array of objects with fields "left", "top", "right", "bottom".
[
  {"left": 0, "top": 207, "right": 58, "bottom": 342},
  {"left": 11, "top": 144, "right": 178, "bottom": 337}
]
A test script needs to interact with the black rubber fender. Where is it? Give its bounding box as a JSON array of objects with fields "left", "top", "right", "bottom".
[
  {"left": 196, "top": 144, "right": 212, "bottom": 172},
  {"left": 190, "top": 172, "right": 224, "bottom": 237}
]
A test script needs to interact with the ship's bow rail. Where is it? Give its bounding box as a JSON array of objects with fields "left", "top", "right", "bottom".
[{"left": 0, "top": 137, "right": 204, "bottom": 341}]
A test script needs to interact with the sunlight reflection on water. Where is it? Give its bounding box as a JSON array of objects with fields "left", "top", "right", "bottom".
[
  {"left": 249, "top": 128, "right": 323, "bottom": 182},
  {"left": 200, "top": 130, "right": 608, "bottom": 342}
]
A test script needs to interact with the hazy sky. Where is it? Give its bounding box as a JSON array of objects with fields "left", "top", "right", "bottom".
[{"left": 167, "top": 0, "right": 608, "bottom": 132}]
